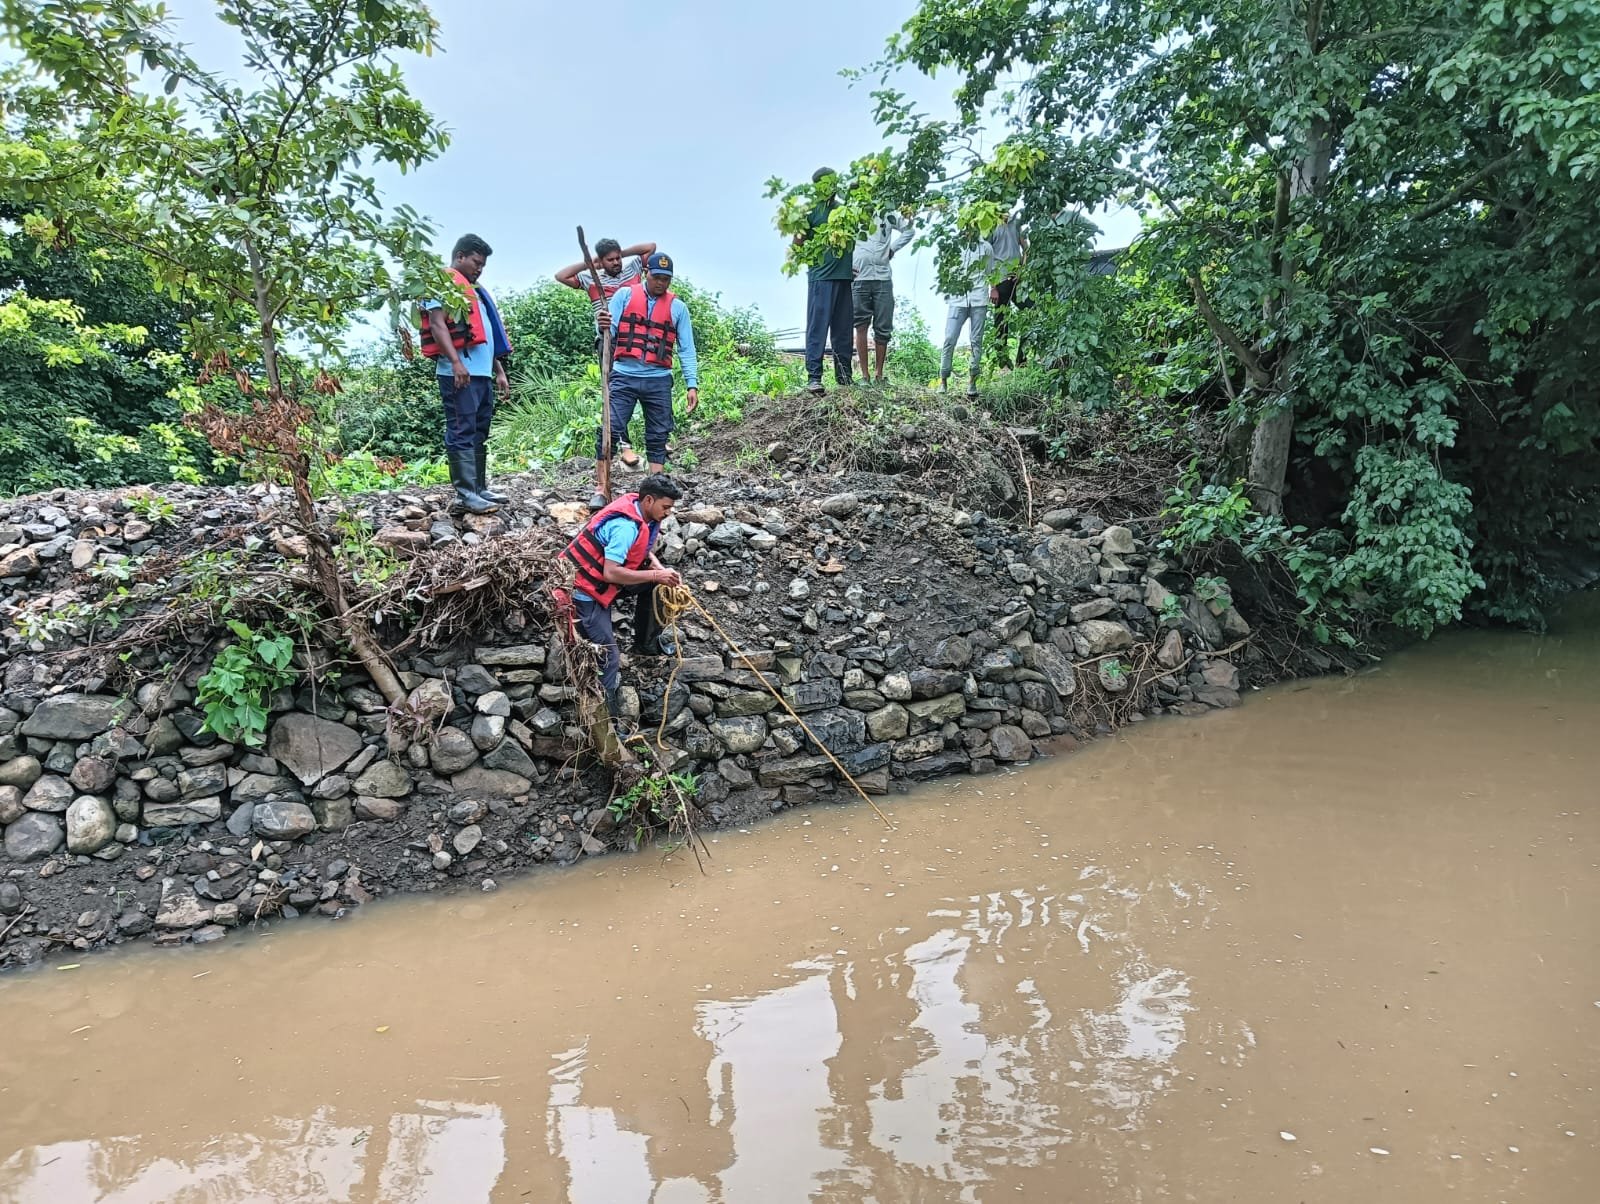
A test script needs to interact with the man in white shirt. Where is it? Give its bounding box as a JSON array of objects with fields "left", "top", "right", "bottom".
[
  {"left": 940, "top": 238, "right": 993, "bottom": 399},
  {"left": 851, "top": 212, "right": 914, "bottom": 385}
]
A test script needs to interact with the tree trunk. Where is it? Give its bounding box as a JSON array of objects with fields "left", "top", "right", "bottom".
[
  {"left": 246, "top": 235, "right": 407, "bottom": 708},
  {"left": 1248, "top": 108, "right": 1331, "bottom": 517}
]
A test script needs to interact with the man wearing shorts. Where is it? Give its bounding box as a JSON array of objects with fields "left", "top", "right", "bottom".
[{"left": 852, "top": 212, "right": 913, "bottom": 385}]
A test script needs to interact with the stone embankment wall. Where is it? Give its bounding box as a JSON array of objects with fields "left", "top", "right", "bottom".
[{"left": 0, "top": 476, "right": 1254, "bottom": 965}]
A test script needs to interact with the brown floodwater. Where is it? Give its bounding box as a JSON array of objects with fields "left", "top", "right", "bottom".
[{"left": 1, "top": 607, "right": 1597, "bottom": 1203}]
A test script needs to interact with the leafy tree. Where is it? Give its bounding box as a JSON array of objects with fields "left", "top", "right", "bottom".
[
  {"left": 1, "top": 0, "right": 455, "bottom": 701},
  {"left": 772, "top": 0, "right": 1600, "bottom": 633},
  {"left": 0, "top": 223, "right": 214, "bottom": 492}
]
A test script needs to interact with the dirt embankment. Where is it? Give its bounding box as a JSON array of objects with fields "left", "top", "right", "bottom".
[{"left": 0, "top": 394, "right": 1329, "bottom": 968}]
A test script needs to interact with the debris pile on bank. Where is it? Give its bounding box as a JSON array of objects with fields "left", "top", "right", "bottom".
[{"left": 0, "top": 463, "right": 1259, "bottom": 966}]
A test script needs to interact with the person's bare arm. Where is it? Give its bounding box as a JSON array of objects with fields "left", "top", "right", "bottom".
[
  {"left": 426, "top": 309, "right": 469, "bottom": 388},
  {"left": 619, "top": 242, "right": 656, "bottom": 260},
  {"left": 554, "top": 261, "right": 589, "bottom": 288}
]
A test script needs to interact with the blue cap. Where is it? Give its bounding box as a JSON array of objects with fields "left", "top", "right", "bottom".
[{"left": 645, "top": 252, "right": 674, "bottom": 278}]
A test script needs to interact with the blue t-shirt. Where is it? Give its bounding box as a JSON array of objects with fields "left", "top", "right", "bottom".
[
  {"left": 421, "top": 295, "right": 496, "bottom": 379},
  {"left": 574, "top": 515, "right": 648, "bottom": 603},
  {"left": 608, "top": 286, "right": 698, "bottom": 387}
]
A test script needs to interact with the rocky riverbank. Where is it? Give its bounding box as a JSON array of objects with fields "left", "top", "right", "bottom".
[{"left": 0, "top": 454, "right": 1280, "bottom": 968}]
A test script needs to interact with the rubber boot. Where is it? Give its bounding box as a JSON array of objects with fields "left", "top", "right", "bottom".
[
  {"left": 605, "top": 687, "right": 634, "bottom": 737},
  {"left": 448, "top": 449, "right": 497, "bottom": 515},
  {"left": 475, "top": 448, "right": 510, "bottom": 505}
]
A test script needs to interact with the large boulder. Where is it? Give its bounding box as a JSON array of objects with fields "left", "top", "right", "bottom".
[
  {"left": 709, "top": 716, "right": 767, "bottom": 755},
  {"left": 1027, "top": 644, "right": 1078, "bottom": 698},
  {"left": 1076, "top": 619, "right": 1134, "bottom": 656},
  {"left": 450, "top": 766, "right": 531, "bottom": 797},
  {"left": 144, "top": 799, "right": 223, "bottom": 827},
  {"left": 4, "top": 811, "right": 64, "bottom": 861},
  {"left": 989, "top": 725, "right": 1035, "bottom": 762},
  {"left": 0, "top": 755, "right": 42, "bottom": 790},
  {"left": 21, "top": 774, "right": 75, "bottom": 814},
  {"left": 19, "top": 694, "right": 133, "bottom": 740},
  {"left": 268, "top": 713, "right": 364, "bottom": 786},
  {"left": 65, "top": 795, "right": 117, "bottom": 855},
  {"left": 1029, "top": 535, "right": 1098, "bottom": 589},
  {"left": 0, "top": 785, "right": 23, "bottom": 825},
  {"left": 252, "top": 800, "right": 317, "bottom": 839},
  {"left": 480, "top": 739, "right": 538, "bottom": 779},
  {"left": 69, "top": 756, "right": 118, "bottom": 794},
  {"left": 353, "top": 760, "right": 410, "bottom": 799},
  {"left": 428, "top": 727, "right": 480, "bottom": 775}
]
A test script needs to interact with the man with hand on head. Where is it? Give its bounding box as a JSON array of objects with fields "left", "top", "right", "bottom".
[
  {"left": 589, "top": 252, "right": 698, "bottom": 509},
  {"left": 560, "top": 473, "right": 684, "bottom": 725}
]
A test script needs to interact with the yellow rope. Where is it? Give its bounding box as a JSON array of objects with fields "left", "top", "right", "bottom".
[{"left": 650, "top": 582, "right": 896, "bottom": 830}]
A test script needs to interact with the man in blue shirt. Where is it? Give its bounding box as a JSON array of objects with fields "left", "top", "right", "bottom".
[
  {"left": 591, "top": 252, "right": 698, "bottom": 509},
  {"left": 420, "top": 233, "right": 513, "bottom": 515},
  {"left": 560, "top": 474, "right": 685, "bottom": 725}
]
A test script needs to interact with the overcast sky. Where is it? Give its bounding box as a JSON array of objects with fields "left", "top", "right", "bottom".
[{"left": 166, "top": 0, "right": 1137, "bottom": 343}]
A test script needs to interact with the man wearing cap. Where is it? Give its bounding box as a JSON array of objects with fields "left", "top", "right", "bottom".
[
  {"left": 554, "top": 237, "right": 657, "bottom": 469},
  {"left": 590, "top": 252, "right": 698, "bottom": 509}
]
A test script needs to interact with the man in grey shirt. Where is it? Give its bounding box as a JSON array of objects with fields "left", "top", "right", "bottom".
[
  {"left": 940, "top": 237, "right": 993, "bottom": 399},
  {"left": 987, "top": 214, "right": 1029, "bottom": 368},
  {"left": 851, "top": 212, "right": 914, "bottom": 385}
]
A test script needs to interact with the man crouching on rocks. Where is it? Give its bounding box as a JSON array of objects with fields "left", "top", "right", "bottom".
[{"left": 559, "top": 474, "right": 683, "bottom": 724}]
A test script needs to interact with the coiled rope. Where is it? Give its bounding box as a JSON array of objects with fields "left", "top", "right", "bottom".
[{"left": 650, "top": 582, "right": 896, "bottom": 830}]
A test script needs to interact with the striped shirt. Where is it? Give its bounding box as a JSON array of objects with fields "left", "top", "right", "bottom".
[{"left": 578, "top": 256, "right": 645, "bottom": 325}]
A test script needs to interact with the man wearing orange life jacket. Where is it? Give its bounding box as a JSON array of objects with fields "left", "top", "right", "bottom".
[
  {"left": 419, "top": 234, "right": 513, "bottom": 515},
  {"left": 589, "top": 252, "right": 698, "bottom": 509},
  {"left": 559, "top": 474, "right": 685, "bottom": 722}
]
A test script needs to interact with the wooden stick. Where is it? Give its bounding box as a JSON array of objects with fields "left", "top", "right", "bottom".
[{"left": 577, "top": 226, "right": 614, "bottom": 503}]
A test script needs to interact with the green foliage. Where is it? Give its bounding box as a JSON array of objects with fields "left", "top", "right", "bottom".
[
  {"left": 0, "top": 232, "right": 215, "bottom": 493},
  {"left": 803, "top": 0, "right": 1600, "bottom": 634},
  {"left": 320, "top": 449, "right": 449, "bottom": 495},
  {"left": 196, "top": 619, "right": 296, "bottom": 747},
  {"left": 126, "top": 492, "right": 176, "bottom": 526},
  {"left": 885, "top": 304, "right": 941, "bottom": 385},
  {"left": 489, "top": 277, "right": 800, "bottom": 469},
  {"left": 1, "top": 0, "right": 455, "bottom": 387},
  {"left": 330, "top": 344, "right": 442, "bottom": 463},
  {"left": 609, "top": 770, "right": 698, "bottom": 846}
]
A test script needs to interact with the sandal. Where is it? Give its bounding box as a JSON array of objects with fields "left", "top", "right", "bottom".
[{"left": 619, "top": 445, "right": 641, "bottom": 468}]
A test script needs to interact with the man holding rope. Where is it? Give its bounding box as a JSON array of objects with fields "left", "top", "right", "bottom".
[{"left": 560, "top": 473, "right": 684, "bottom": 724}]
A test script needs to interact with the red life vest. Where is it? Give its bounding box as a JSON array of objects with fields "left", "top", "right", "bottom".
[
  {"left": 613, "top": 285, "right": 677, "bottom": 369},
  {"left": 418, "top": 268, "right": 489, "bottom": 359},
  {"left": 560, "top": 493, "right": 658, "bottom": 607}
]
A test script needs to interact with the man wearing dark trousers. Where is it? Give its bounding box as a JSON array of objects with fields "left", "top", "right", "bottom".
[
  {"left": 560, "top": 474, "right": 684, "bottom": 724},
  {"left": 589, "top": 253, "right": 698, "bottom": 508},
  {"left": 420, "top": 234, "right": 512, "bottom": 515},
  {"left": 796, "top": 166, "right": 855, "bottom": 396},
  {"left": 988, "top": 214, "right": 1030, "bottom": 369}
]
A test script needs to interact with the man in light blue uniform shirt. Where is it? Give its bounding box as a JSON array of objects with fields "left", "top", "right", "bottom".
[{"left": 591, "top": 252, "right": 698, "bottom": 507}]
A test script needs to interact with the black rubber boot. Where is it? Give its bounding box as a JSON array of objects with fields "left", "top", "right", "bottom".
[
  {"left": 475, "top": 449, "right": 510, "bottom": 505},
  {"left": 448, "top": 450, "right": 497, "bottom": 515}
]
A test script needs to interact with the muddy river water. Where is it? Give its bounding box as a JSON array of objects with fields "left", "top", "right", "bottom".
[{"left": 1, "top": 610, "right": 1597, "bottom": 1202}]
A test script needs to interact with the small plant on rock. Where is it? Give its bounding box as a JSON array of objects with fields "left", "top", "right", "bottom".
[
  {"left": 196, "top": 620, "right": 297, "bottom": 747},
  {"left": 126, "top": 493, "right": 177, "bottom": 527}
]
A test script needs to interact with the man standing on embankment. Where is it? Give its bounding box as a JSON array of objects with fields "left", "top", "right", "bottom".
[
  {"left": 795, "top": 167, "right": 856, "bottom": 397},
  {"left": 589, "top": 253, "right": 698, "bottom": 508},
  {"left": 420, "top": 233, "right": 513, "bottom": 515},
  {"left": 852, "top": 210, "right": 914, "bottom": 386},
  {"left": 555, "top": 237, "right": 657, "bottom": 470}
]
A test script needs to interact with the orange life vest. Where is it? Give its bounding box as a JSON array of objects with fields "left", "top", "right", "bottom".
[
  {"left": 418, "top": 268, "right": 488, "bottom": 359},
  {"left": 613, "top": 285, "right": 677, "bottom": 370},
  {"left": 560, "top": 493, "right": 657, "bottom": 607}
]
